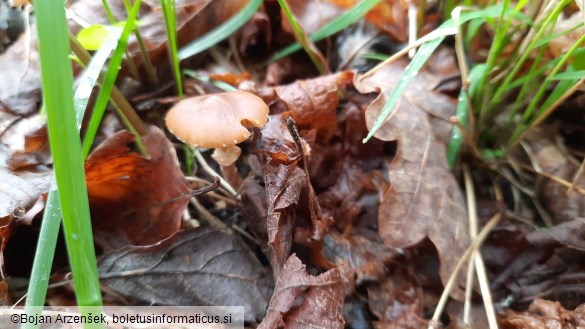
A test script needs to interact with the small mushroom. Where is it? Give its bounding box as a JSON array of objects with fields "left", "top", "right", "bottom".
[{"left": 165, "top": 90, "right": 269, "bottom": 166}]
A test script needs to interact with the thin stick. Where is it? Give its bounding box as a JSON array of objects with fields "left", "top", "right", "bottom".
[
  {"left": 407, "top": 0, "right": 417, "bottom": 58},
  {"left": 569, "top": 158, "right": 585, "bottom": 195},
  {"left": 428, "top": 213, "right": 501, "bottom": 329},
  {"left": 193, "top": 149, "right": 240, "bottom": 199},
  {"left": 463, "top": 165, "right": 499, "bottom": 329}
]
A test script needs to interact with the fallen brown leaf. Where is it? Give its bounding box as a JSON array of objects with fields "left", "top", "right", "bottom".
[
  {"left": 328, "top": 0, "right": 409, "bottom": 42},
  {"left": 367, "top": 267, "right": 426, "bottom": 325},
  {"left": 520, "top": 126, "right": 585, "bottom": 224},
  {"left": 85, "top": 126, "right": 191, "bottom": 249},
  {"left": 0, "top": 30, "right": 41, "bottom": 116},
  {"left": 258, "top": 254, "right": 344, "bottom": 329},
  {"left": 501, "top": 299, "right": 585, "bottom": 329},
  {"left": 0, "top": 143, "right": 51, "bottom": 221},
  {"left": 267, "top": 71, "right": 353, "bottom": 143},
  {"left": 354, "top": 57, "right": 469, "bottom": 298},
  {"left": 98, "top": 227, "right": 273, "bottom": 322}
]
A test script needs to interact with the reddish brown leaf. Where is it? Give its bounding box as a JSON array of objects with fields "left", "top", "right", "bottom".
[
  {"left": 355, "top": 58, "right": 469, "bottom": 298},
  {"left": 257, "top": 115, "right": 306, "bottom": 270},
  {"left": 271, "top": 72, "right": 353, "bottom": 143},
  {"left": 238, "top": 12, "right": 271, "bottom": 54},
  {"left": 501, "top": 299, "right": 585, "bottom": 329},
  {"left": 98, "top": 227, "right": 273, "bottom": 322},
  {"left": 328, "top": 0, "right": 409, "bottom": 42},
  {"left": 256, "top": 114, "right": 334, "bottom": 273},
  {"left": 85, "top": 126, "right": 191, "bottom": 249},
  {"left": 258, "top": 254, "right": 344, "bottom": 329}
]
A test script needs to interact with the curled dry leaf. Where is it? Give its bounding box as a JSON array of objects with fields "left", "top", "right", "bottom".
[
  {"left": 269, "top": 71, "right": 353, "bottom": 143},
  {"left": 85, "top": 126, "right": 191, "bottom": 249},
  {"left": 256, "top": 115, "right": 333, "bottom": 274},
  {"left": 258, "top": 254, "right": 344, "bottom": 329},
  {"left": 98, "top": 227, "right": 273, "bottom": 322},
  {"left": 354, "top": 59, "right": 469, "bottom": 298}
]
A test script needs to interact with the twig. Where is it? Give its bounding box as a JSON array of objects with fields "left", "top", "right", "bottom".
[
  {"left": 463, "top": 165, "right": 499, "bottom": 329},
  {"left": 193, "top": 149, "right": 240, "bottom": 199},
  {"left": 428, "top": 213, "right": 501, "bottom": 329}
]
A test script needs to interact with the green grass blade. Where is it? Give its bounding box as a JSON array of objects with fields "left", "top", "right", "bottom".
[
  {"left": 530, "top": 22, "right": 584, "bottom": 49},
  {"left": 82, "top": 0, "right": 142, "bottom": 158},
  {"left": 34, "top": 0, "right": 103, "bottom": 323},
  {"left": 277, "top": 0, "right": 328, "bottom": 73},
  {"left": 101, "top": 0, "right": 116, "bottom": 23},
  {"left": 490, "top": 0, "right": 570, "bottom": 105},
  {"left": 362, "top": 34, "right": 446, "bottom": 143},
  {"left": 548, "top": 70, "right": 585, "bottom": 80},
  {"left": 160, "top": 0, "right": 183, "bottom": 96},
  {"left": 178, "top": 0, "right": 263, "bottom": 60},
  {"left": 447, "top": 89, "right": 470, "bottom": 168},
  {"left": 75, "top": 29, "right": 124, "bottom": 127},
  {"left": 268, "top": 0, "right": 380, "bottom": 63},
  {"left": 520, "top": 31, "right": 585, "bottom": 124},
  {"left": 362, "top": 4, "right": 515, "bottom": 143},
  {"left": 23, "top": 25, "right": 120, "bottom": 319}
]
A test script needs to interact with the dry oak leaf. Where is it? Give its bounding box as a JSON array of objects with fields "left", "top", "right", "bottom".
[
  {"left": 85, "top": 126, "right": 191, "bottom": 249},
  {"left": 258, "top": 254, "right": 345, "bottom": 329},
  {"left": 354, "top": 60, "right": 469, "bottom": 298}
]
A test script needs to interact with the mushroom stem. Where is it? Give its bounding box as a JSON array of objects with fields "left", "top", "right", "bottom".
[{"left": 193, "top": 149, "right": 240, "bottom": 199}]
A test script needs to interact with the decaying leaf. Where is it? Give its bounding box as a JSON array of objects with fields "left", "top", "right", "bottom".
[
  {"left": 367, "top": 267, "right": 428, "bottom": 328},
  {"left": 258, "top": 254, "right": 344, "bottom": 329},
  {"left": 521, "top": 126, "right": 585, "bottom": 224},
  {"left": 500, "top": 299, "right": 585, "bottom": 329},
  {"left": 355, "top": 57, "right": 469, "bottom": 298},
  {"left": 324, "top": 230, "right": 396, "bottom": 284},
  {"left": 0, "top": 29, "right": 41, "bottom": 116},
  {"left": 0, "top": 144, "right": 51, "bottom": 220},
  {"left": 98, "top": 227, "right": 273, "bottom": 322},
  {"left": 270, "top": 71, "right": 353, "bottom": 143},
  {"left": 67, "top": 0, "right": 248, "bottom": 68},
  {"left": 85, "top": 126, "right": 191, "bottom": 249}
]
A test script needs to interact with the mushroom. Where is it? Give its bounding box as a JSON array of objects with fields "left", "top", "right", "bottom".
[{"left": 165, "top": 91, "right": 269, "bottom": 194}]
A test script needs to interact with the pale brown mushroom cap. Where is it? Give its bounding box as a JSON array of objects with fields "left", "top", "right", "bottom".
[{"left": 165, "top": 91, "right": 269, "bottom": 148}]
